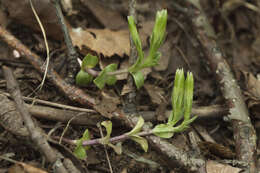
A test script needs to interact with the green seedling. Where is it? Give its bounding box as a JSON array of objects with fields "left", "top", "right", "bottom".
[
  {"left": 73, "top": 69, "right": 197, "bottom": 160},
  {"left": 76, "top": 9, "right": 167, "bottom": 89}
]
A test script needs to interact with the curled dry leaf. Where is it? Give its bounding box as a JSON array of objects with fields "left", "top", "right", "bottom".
[
  {"left": 244, "top": 71, "right": 260, "bottom": 99},
  {"left": 206, "top": 160, "right": 241, "bottom": 173},
  {"left": 144, "top": 84, "right": 165, "bottom": 105},
  {"left": 70, "top": 28, "right": 130, "bottom": 57},
  {"left": 8, "top": 162, "right": 47, "bottom": 173},
  {"left": 80, "top": 0, "right": 127, "bottom": 30}
]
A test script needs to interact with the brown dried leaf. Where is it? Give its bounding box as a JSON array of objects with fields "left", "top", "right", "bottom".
[
  {"left": 144, "top": 84, "right": 165, "bottom": 105},
  {"left": 80, "top": 0, "right": 127, "bottom": 30},
  {"left": 8, "top": 163, "right": 47, "bottom": 173},
  {"left": 95, "top": 90, "right": 120, "bottom": 118},
  {"left": 2, "top": 0, "right": 63, "bottom": 40},
  {"left": 206, "top": 160, "right": 241, "bottom": 173},
  {"left": 70, "top": 28, "right": 130, "bottom": 57},
  {"left": 199, "top": 141, "right": 235, "bottom": 159},
  {"left": 244, "top": 72, "right": 260, "bottom": 99}
]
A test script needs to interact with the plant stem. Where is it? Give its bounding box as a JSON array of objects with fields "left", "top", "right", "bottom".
[
  {"left": 53, "top": 130, "right": 153, "bottom": 146},
  {"left": 81, "top": 130, "right": 153, "bottom": 146},
  {"left": 84, "top": 67, "right": 129, "bottom": 77},
  {"left": 52, "top": 0, "right": 79, "bottom": 83}
]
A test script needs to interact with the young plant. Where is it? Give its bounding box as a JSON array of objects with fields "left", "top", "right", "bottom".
[
  {"left": 76, "top": 9, "right": 167, "bottom": 89},
  {"left": 72, "top": 69, "right": 197, "bottom": 160}
]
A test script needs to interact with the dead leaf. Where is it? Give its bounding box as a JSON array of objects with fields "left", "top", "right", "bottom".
[
  {"left": 144, "top": 84, "right": 165, "bottom": 104},
  {"left": 121, "top": 83, "right": 133, "bottom": 96},
  {"left": 80, "top": 0, "right": 127, "bottom": 30},
  {"left": 94, "top": 90, "right": 120, "bottom": 118},
  {"left": 8, "top": 163, "right": 47, "bottom": 173},
  {"left": 2, "top": 0, "right": 63, "bottom": 40},
  {"left": 206, "top": 160, "right": 241, "bottom": 173},
  {"left": 244, "top": 72, "right": 260, "bottom": 99},
  {"left": 199, "top": 141, "right": 235, "bottom": 159},
  {"left": 70, "top": 28, "right": 130, "bottom": 57}
]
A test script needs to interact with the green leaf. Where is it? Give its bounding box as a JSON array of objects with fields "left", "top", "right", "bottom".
[
  {"left": 141, "top": 51, "right": 161, "bottom": 69},
  {"left": 94, "top": 63, "right": 118, "bottom": 89},
  {"left": 152, "top": 124, "right": 174, "bottom": 138},
  {"left": 130, "top": 135, "right": 148, "bottom": 152},
  {"left": 76, "top": 70, "right": 93, "bottom": 86},
  {"left": 73, "top": 129, "right": 91, "bottom": 159},
  {"left": 127, "top": 116, "right": 144, "bottom": 136},
  {"left": 81, "top": 54, "right": 99, "bottom": 70},
  {"left": 106, "top": 75, "right": 117, "bottom": 86},
  {"left": 168, "top": 69, "right": 185, "bottom": 125},
  {"left": 100, "top": 121, "right": 112, "bottom": 144},
  {"left": 183, "top": 72, "right": 194, "bottom": 121},
  {"left": 131, "top": 71, "right": 144, "bottom": 89},
  {"left": 150, "top": 10, "right": 167, "bottom": 52},
  {"left": 74, "top": 145, "right": 87, "bottom": 160},
  {"left": 127, "top": 16, "right": 144, "bottom": 73},
  {"left": 108, "top": 142, "right": 122, "bottom": 155}
]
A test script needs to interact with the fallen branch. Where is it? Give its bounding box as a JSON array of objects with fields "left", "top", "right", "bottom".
[
  {"left": 186, "top": 1, "right": 257, "bottom": 172},
  {"left": 2, "top": 65, "right": 70, "bottom": 173}
]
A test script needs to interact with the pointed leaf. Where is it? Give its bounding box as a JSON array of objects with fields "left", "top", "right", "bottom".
[
  {"left": 149, "top": 10, "right": 167, "bottom": 59},
  {"left": 100, "top": 121, "right": 112, "bottom": 144},
  {"left": 131, "top": 71, "right": 144, "bottom": 89},
  {"left": 127, "top": 116, "right": 144, "bottom": 136},
  {"left": 152, "top": 124, "right": 174, "bottom": 138},
  {"left": 150, "top": 10, "right": 167, "bottom": 50},
  {"left": 73, "top": 129, "right": 90, "bottom": 159},
  {"left": 94, "top": 63, "right": 118, "bottom": 89},
  {"left": 183, "top": 72, "right": 194, "bottom": 121},
  {"left": 130, "top": 135, "right": 148, "bottom": 152},
  {"left": 76, "top": 70, "right": 93, "bottom": 86},
  {"left": 74, "top": 145, "right": 87, "bottom": 160},
  {"left": 108, "top": 142, "right": 122, "bottom": 155},
  {"left": 168, "top": 68, "right": 185, "bottom": 125},
  {"left": 93, "top": 70, "right": 106, "bottom": 89},
  {"left": 106, "top": 75, "right": 117, "bottom": 85},
  {"left": 81, "top": 53, "right": 99, "bottom": 69},
  {"left": 127, "top": 16, "right": 144, "bottom": 73}
]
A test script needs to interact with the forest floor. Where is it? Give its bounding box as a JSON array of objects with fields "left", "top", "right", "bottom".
[{"left": 1, "top": 0, "right": 260, "bottom": 173}]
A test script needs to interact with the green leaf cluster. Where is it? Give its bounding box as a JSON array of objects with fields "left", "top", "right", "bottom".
[
  {"left": 73, "top": 69, "right": 196, "bottom": 159},
  {"left": 76, "top": 10, "right": 167, "bottom": 89},
  {"left": 126, "top": 116, "right": 148, "bottom": 152},
  {"left": 76, "top": 54, "right": 98, "bottom": 86},
  {"left": 152, "top": 69, "right": 197, "bottom": 138},
  {"left": 128, "top": 9, "right": 167, "bottom": 89},
  {"left": 76, "top": 54, "right": 117, "bottom": 89}
]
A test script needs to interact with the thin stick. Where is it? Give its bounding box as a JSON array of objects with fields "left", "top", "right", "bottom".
[
  {"left": 52, "top": 0, "right": 78, "bottom": 83},
  {"left": 1, "top": 91, "right": 96, "bottom": 113},
  {"left": 29, "top": 0, "right": 50, "bottom": 90}
]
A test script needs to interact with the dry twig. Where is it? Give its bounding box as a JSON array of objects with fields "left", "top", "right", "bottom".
[
  {"left": 186, "top": 1, "right": 257, "bottom": 172},
  {"left": 2, "top": 65, "right": 70, "bottom": 173}
]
